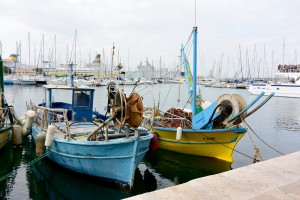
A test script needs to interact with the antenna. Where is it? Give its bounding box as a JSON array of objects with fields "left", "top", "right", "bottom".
[
  {"left": 194, "top": 0, "right": 197, "bottom": 26},
  {"left": 28, "top": 32, "right": 30, "bottom": 66},
  {"left": 283, "top": 37, "right": 285, "bottom": 64}
]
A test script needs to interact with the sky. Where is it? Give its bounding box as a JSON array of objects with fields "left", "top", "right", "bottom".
[{"left": 0, "top": 0, "right": 300, "bottom": 78}]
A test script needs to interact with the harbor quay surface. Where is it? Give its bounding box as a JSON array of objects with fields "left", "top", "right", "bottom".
[{"left": 126, "top": 151, "right": 300, "bottom": 200}]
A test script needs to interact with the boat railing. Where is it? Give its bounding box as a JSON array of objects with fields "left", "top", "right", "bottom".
[{"left": 34, "top": 105, "right": 70, "bottom": 135}]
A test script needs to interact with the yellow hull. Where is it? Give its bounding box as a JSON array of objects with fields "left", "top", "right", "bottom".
[{"left": 152, "top": 127, "right": 246, "bottom": 163}]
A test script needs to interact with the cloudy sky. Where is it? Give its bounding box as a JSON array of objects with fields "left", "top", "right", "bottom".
[{"left": 0, "top": 0, "right": 299, "bottom": 78}]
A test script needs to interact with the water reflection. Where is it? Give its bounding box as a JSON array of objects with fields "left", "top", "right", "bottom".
[
  {"left": 26, "top": 148, "right": 231, "bottom": 199},
  {"left": 0, "top": 143, "right": 14, "bottom": 198},
  {"left": 143, "top": 149, "right": 232, "bottom": 185},
  {"left": 0, "top": 141, "right": 24, "bottom": 198},
  {"left": 27, "top": 139, "right": 159, "bottom": 199}
]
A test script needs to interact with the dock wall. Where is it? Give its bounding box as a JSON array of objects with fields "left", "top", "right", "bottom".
[{"left": 126, "top": 151, "right": 300, "bottom": 200}]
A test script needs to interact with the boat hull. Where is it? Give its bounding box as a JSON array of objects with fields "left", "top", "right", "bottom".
[
  {"left": 151, "top": 127, "right": 246, "bottom": 163},
  {"left": 248, "top": 83, "right": 300, "bottom": 98},
  {"left": 19, "top": 80, "right": 36, "bottom": 85},
  {"left": 0, "top": 127, "right": 12, "bottom": 150},
  {"left": 31, "top": 126, "right": 152, "bottom": 187}
]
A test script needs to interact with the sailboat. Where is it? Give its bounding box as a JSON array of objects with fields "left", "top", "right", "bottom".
[{"left": 150, "top": 27, "right": 274, "bottom": 162}]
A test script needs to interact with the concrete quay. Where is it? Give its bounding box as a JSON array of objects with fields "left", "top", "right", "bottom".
[{"left": 126, "top": 151, "right": 300, "bottom": 200}]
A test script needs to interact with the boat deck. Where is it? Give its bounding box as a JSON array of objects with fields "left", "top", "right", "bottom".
[{"left": 52, "top": 121, "right": 133, "bottom": 141}]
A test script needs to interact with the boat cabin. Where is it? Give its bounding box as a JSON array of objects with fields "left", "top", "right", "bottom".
[{"left": 40, "top": 85, "right": 95, "bottom": 122}]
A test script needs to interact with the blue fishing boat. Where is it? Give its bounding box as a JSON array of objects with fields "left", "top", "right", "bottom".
[{"left": 24, "top": 64, "right": 153, "bottom": 189}]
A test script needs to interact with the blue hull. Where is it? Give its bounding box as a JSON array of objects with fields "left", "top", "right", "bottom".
[
  {"left": 4, "top": 80, "right": 13, "bottom": 85},
  {"left": 31, "top": 125, "right": 153, "bottom": 188}
]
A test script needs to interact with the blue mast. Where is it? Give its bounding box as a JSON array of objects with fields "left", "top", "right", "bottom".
[
  {"left": 192, "top": 26, "right": 197, "bottom": 115},
  {"left": 70, "top": 63, "right": 74, "bottom": 87}
]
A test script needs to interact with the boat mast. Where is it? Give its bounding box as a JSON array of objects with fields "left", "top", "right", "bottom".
[
  {"left": 0, "top": 55, "right": 3, "bottom": 94},
  {"left": 282, "top": 38, "right": 285, "bottom": 64},
  {"left": 70, "top": 63, "right": 74, "bottom": 87},
  {"left": 192, "top": 26, "right": 197, "bottom": 115},
  {"left": 28, "top": 32, "right": 31, "bottom": 67}
]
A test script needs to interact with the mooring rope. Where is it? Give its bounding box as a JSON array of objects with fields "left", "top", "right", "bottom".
[
  {"left": 0, "top": 148, "right": 53, "bottom": 183},
  {"left": 241, "top": 118, "right": 285, "bottom": 156},
  {"left": 241, "top": 117, "right": 264, "bottom": 162}
]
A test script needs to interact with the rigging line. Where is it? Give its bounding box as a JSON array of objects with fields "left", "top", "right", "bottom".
[
  {"left": 186, "top": 35, "right": 193, "bottom": 57},
  {"left": 161, "top": 83, "right": 173, "bottom": 111},
  {"left": 182, "top": 94, "right": 192, "bottom": 110},
  {"left": 242, "top": 118, "right": 285, "bottom": 156},
  {"left": 184, "top": 30, "right": 193, "bottom": 50},
  {"left": 158, "top": 63, "right": 182, "bottom": 80},
  {"left": 68, "top": 30, "right": 77, "bottom": 64},
  {"left": 241, "top": 117, "right": 257, "bottom": 149},
  {"left": 194, "top": 0, "right": 197, "bottom": 26},
  {"left": 0, "top": 148, "right": 53, "bottom": 183}
]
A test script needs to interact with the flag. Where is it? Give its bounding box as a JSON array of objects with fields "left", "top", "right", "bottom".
[{"left": 181, "top": 45, "right": 193, "bottom": 95}]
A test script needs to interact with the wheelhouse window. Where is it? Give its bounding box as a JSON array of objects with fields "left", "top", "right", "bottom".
[{"left": 74, "top": 91, "right": 91, "bottom": 107}]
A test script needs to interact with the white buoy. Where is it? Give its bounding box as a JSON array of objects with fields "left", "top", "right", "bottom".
[
  {"left": 21, "top": 110, "right": 36, "bottom": 136},
  {"left": 176, "top": 127, "right": 182, "bottom": 141},
  {"left": 19, "top": 115, "right": 26, "bottom": 122},
  {"left": 21, "top": 118, "right": 26, "bottom": 126},
  {"left": 36, "top": 133, "right": 46, "bottom": 156},
  {"left": 12, "top": 124, "right": 22, "bottom": 146},
  {"left": 45, "top": 125, "right": 56, "bottom": 147}
]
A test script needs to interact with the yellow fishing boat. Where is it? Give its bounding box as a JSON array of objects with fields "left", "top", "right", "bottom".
[{"left": 150, "top": 27, "right": 273, "bottom": 163}]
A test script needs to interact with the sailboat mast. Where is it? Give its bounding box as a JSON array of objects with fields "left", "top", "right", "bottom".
[
  {"left": 282, "top": 38, "right": 285, "bottom": 64},
  {"left": 192, "top": 26, "right": 197, "bottom": 115},
  {"left": 28, "top": 32, "right": 31, "bottom": 66},
  {"left": 0, "top": 55, "right": 4, "bottom": 94}
]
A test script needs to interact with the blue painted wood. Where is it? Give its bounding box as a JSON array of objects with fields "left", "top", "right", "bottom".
[
  {"left": 228, "top": 91, "right": 265, "bottom": 122},
  {"left": 192, "top": 101, "right": 217, "bottom": 129},
  {"left": 32, "top": 126, "right": 152, "bottom": 186},
  {"left": 245, "top": 92, "right": 275, "bottom": 118},
  {"left": 192, "top": 27, "right": 197, "bottom": 115}
]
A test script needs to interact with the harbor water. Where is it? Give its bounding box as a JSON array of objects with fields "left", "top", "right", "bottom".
[{"left": 1, "top": 84, "right": 300, "bottom": 199}]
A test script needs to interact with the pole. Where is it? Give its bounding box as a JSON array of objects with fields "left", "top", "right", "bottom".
[
  {"left": 0, "top": 55, "right": 4, "bottom": 93},
  {"left": 192, "top": 26, "right": 197, "bottom": 115}
]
